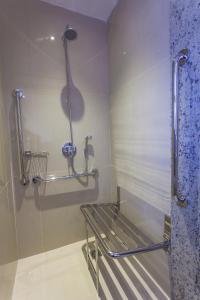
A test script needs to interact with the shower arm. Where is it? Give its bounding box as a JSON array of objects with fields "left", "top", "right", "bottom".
[{"left": 172, "top": 48, "right": 189, "bottom": 207}]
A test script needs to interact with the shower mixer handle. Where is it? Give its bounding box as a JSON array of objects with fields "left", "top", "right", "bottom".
[{"left": 62, "top": 142, "right": 76, "bottom": 158}]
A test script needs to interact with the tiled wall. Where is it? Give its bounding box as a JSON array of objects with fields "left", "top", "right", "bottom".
[
  {"left": 0, "top": 0, "right": 112, "bottom": 258},
  {"left": 170, "top": 1, "right": 200, "bottom": 299},
  {"left": 108, "top": 0, "right": 171, "bottom": 214},
  {"left": 108, "top": 0, "right": 171, "bottom": 295},
  {"left": 0, "top": 54, "right": 18, "bottom": 299}
]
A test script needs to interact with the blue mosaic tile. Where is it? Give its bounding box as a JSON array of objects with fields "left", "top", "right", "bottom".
[{"left": 170, "top": 1, "right": 200, "bottom": 299}]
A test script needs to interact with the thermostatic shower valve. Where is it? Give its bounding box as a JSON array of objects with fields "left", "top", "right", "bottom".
[{"left": 62, "top": 142, "right": 76, "bottom": 158}]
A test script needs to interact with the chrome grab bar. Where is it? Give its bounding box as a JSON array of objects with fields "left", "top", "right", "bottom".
[
  {"left": 14, "top": 89, "right": 29, "bottom": 185},
  {"left": 14, "top": 89, "right": 50, "bottom": 185},
  {"left": 32, "top": 169, "right": 98, "bottom": 184},
  {"left": 172, "top": 49, "right": 189, "bottom": 207}
]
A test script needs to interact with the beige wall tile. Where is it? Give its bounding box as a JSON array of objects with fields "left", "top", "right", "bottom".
[
  {"left": 108, "top": 2, "right": 171, "bottom": 293},
  {"left": 0, "top": 0, "right": 112, "bottom": 258},
  {"left": 109, "top": 0, "right": 171, "bottom": 215},
  {"left": 0, "top": 58, "right": 18, "bottom": 299}
]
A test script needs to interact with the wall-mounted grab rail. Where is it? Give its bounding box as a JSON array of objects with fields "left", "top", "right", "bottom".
[
  {"left": 172, "top": 48, "right": 189, "bottom": 207},
  {"left": 14, "top": 89, "right": 29, "bottom": 185},
  {"left": 14, "top": 89, "right": 49, "bottom": 185},
  {"left": 32, "top": 169, "right": 98, "bottom": 184}
]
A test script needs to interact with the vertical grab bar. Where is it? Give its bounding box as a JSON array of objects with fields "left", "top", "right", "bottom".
[
  {"left": 13, "top": 89, "right": 29, "bottom": 185},
  {"left": 172, "top": 49, "right": 189, "bottom": 207}
]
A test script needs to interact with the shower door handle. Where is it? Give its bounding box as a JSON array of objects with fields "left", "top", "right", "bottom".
[{"left": 172, "top": 48, "right": 189, "bottom": 207}]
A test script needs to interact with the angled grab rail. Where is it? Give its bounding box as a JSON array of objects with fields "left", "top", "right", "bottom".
[{"left": 172, "top": 49, "right": 189, "bottom": 207}]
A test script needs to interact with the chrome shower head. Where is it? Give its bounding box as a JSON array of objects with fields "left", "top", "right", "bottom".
[{"left": 63, "top": 25, "right": 77, "bottom": 41}]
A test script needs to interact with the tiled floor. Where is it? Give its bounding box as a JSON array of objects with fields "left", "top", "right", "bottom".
[
  {"left": 12, "top": 239, "right": 170, "bottom": 300},
  {"left": 84, "top": 242, "right": 170, "bottom": 300},
  {"left": 12, "top": 240, "right": 98, "bottom": 300}
]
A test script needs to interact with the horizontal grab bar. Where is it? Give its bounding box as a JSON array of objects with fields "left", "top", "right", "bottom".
[{"left": 32, "top": 169, "right": 98, "bottom": 184}]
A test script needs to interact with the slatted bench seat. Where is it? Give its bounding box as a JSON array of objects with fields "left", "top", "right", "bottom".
[{"left": 80, "top": 203, "right": 170, "bottom": 295}]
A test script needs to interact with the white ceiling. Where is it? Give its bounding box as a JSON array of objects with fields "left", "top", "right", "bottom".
[{"left": 41, "top": 0, "right": 118, "bottom": 22}]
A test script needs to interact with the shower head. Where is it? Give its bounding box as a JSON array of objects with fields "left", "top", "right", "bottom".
[{"left": 63, "top": 25, "right": 77, "bottom": 41}]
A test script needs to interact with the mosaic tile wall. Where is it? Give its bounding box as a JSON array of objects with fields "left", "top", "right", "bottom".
[{"left": 170, "top": 1, "right": 200, "bottom": 299}]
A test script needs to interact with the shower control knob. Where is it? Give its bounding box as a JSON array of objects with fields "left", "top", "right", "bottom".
[{"left": 62, "top": 142, "right": 76, "bottom": 158}]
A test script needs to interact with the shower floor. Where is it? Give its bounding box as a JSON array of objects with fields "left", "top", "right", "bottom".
[
  {"left": 12, "top": 239, "right": 170, "bottom": 300},
  {"left": 12, "top": 240, "right": 98, "bottom": 300}
]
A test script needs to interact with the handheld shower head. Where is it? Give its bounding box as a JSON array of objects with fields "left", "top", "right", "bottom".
[{"left": 63, "top": 25, "right": 77, "bottom": 41}]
